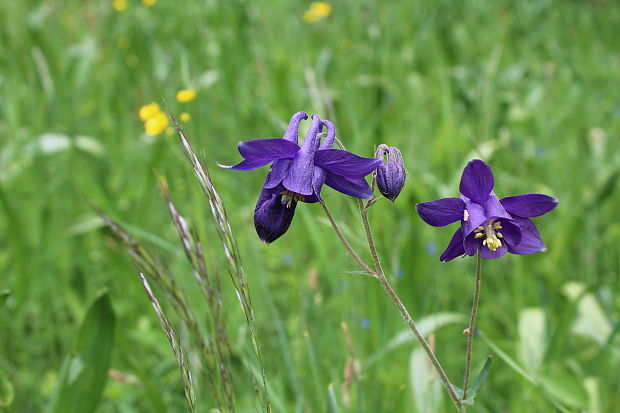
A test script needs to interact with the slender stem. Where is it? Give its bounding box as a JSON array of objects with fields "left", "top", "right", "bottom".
[
  {"left": 463, "top": 253, "right": 482, "bottom": 400},
  {"left": 359, "top": 203, "right": 463, "bottom": 412},
  {"left": 320, "top": 200, "right": 377, "bottom": 277}
]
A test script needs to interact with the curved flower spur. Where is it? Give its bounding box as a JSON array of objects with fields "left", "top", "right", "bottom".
[
  {"left": 219, "top": 112, "right": 382, "bottom": 243},
  {"left": 416, "top": 159, "right": 558, "bottom": 261}
]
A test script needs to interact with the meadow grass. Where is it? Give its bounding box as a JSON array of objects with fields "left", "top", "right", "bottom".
[{"left": 1, "top": 0, "right": 620, "bottom": 412}]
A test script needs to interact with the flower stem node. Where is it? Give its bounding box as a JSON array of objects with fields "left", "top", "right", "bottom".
[{"left": 375, "top": 144, "right": 407, "bottom": 202}]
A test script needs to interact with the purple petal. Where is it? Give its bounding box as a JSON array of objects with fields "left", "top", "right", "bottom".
[
  {"left": 463, "top": 232, "right": 509, "bottom": 259},
  {"left": 314, "top": 149, "right": 382, "bottom": 178},
  {"left": 238, "top": 138, "right": 300, "bottom": 161},
  {"left": 478, "top": 242, "right": 508, "bottom": 259},
  {"left": 459, "top": 159, "right": 495, "bottom": 204},
  {"left": 498, "top": 219, "right": 522, "bottom": 247},
  {"left": 253, "top": 188, "right": 297, "bottom": 243},
  {"left": 320, "top": 120, "right": 336, "bottom": 149},
  {"left": 218, "top": 159, "right": 272, "bottom": 170},
  {"left": 507, "top": 216, "right": 548, "bottom": 255},
  {"left": 283, "top": 114, "right": 323, "bottom": 196},
  {"left": 483, "top": 192, "right": 512, "bottom": 221},
  {"left": 500, "top": 193, "right": 559, "bottom": 218},
  {"left": 463, "top": 233, "right": 478, "bottom": 256},
  {"left": 461, "top": 192, "right": 511, "bottom": 236},
  {"left": 307, "top": 165, "right": 326, "bottom": 203},
  {"left": 282, "top": 112, "right": 308, "bottom": 144},
  {"left": 440, "top": 228, "right": 465, "bottom": 262},
  {"left": 324, "top": 171, "right": 374, "bottom": 199},
  {"left": 461, "top": 197, "right": 486, "bottom": 236},
  {"left": 416, "top": 198, "right": 465, "bottom": 227},
  {"left": 264, "top": 159, "right": 291, "bottom": 188}
]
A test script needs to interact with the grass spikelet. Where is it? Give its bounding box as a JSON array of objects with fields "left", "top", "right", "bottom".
[{"left": 170, "top": 114, "right": 271, "bottom": 412}]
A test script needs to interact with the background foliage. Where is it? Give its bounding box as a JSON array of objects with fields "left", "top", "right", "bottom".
[{"left": 1, "top": 0, "right": 619, "bottom": 412}]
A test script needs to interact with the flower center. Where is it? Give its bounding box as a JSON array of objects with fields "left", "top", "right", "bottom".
[
  {"left": 281, "top": 190, "right": 305, "bottom": 207},
  {"left": 474, "top": 220, "right": 503, "bottom": 251}
]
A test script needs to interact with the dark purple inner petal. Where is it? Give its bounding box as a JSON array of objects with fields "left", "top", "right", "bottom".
[
  {"left": 415, "top": 198, "right": 465, "bottom": 227},
  {"left": 440, "top": 227, "right": 466, "bottom": 262},
  {"left": 459, "top": 159, "right": 495, "bottom": 204},
  {"left": 463, "top": 232, "right": 479, "bottom": 256},
  {"left": 497, "top": 219, "right": 521, "bottom": 247},
  {"left": 478, "top": 242, "right": 508, "bottom": 259},
  {"left": 314, "top": 149, "right": 382, "bottom": 178},
  {"left": 500, "top": 193, "right": 559, "bottom": 218},
  {"left": 507, "top": 216, "right": 547, "bottom": 255},
  {"left": 324, "top": 172, "right": 374, "bottom": 199},
  {"left": 254, "top": 189, "right": 297, "bottom": 243}
]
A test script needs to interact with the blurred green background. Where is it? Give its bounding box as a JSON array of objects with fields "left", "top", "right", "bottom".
[{"left": 2, "top": 0, "right": 620, "bottom": 412}]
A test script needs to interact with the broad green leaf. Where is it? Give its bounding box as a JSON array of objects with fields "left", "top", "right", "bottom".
[
  {"left": 409, "top": 347, "right": 443, "bottom": 413},
  {"left": 0, "top": 369, "right": 14, "bottom": 407},
  {"left": 49, "top": 292, "right": 115, "bottom": 413},
  {"left": 0, "top": 290, "right": 9, "bottom": 309},
  {"left": 572, "top": 293, "right": 612, "bottom": 344},
  {"left": 326, "top": 383, "right": 340, "bottom": 413},
  {"left": 518, "top": 308, "right": 546, "bottom": 372},
  {"left": 466, "top": 355, "right": 492, "bottom": 402}
]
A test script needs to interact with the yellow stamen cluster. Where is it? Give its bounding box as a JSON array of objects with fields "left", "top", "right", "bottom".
[
  {"left": 474, "top": 220, "right": 503, "bottom": 251},
  {"left": 281, "top": 190, "right": 305, "bottom": 207},
  {"left": 303, "top": 2, "right": 332, "bottom": 23},
  {"left": 139, "top": 102, "right": 169, "bottom": 136}
]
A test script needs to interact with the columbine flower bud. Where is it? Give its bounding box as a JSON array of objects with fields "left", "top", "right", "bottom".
[{"left": 375, "top": 144, "right": 406, "bottom": 201}]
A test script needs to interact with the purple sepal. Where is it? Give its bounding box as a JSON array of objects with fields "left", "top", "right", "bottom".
[
  {"left": 440, "top": 228, "right": 465, "bottom": 262},
  {"left": 459, "top": 159, "right": 494, "bottom": 205},
  {"left": 501, "top": 194, "right": 558, "bottom": 218},
  {"left": 415, "top": 198, "right": 465, "bottom": 227}
]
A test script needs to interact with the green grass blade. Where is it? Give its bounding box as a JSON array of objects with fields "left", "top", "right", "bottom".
[{"left": 49, "top": 292, "right": 115, "bottom": 413}]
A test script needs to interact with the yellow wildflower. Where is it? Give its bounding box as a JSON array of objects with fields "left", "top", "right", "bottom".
[
  {"left": 303, "top": 2, "right": 332, "bottom": 23},
  {"left": 180, "top": 112, "right": 191, "bottom": 122},
  {"left": 139, "top": 103, "right": 161, "bottom": 121},
  {"left": 176, "top": 88, "right": 197, "bottom": 103},
  {"left": 142, "top": 0, "right": 157, "bottom": 6},
  {"left": 144, "top": 112, "right": 169, "bottom": 136},
  {"left": 112, "top": 0, "right": 128, "bottom": 12},
  {"left": 165, "top": 127, "right": 175, "bottom": 136}
]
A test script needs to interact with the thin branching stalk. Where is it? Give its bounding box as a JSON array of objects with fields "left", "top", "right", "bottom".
[
  {"left": 463, "top": 253, "right": 482, "bottom": 401},
  {"left": 320, "top": 200, "right": 377, "bottom": 277},
  {"left": 357, "top": 201, "right": 464, "bottom": 412},
  {"left": 321, "top": 198, "right": 463, "bottom": 411}
]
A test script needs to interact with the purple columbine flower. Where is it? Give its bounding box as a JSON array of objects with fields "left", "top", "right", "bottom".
[
  {"left": 375, "top": 144, "right": 407, "bottom": 201},
  {"left": 220, "top": 112, "right": 382, "bottom": 243},
  {"left": 416, "top": 159, "right": 558, "bottom": 261}
]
